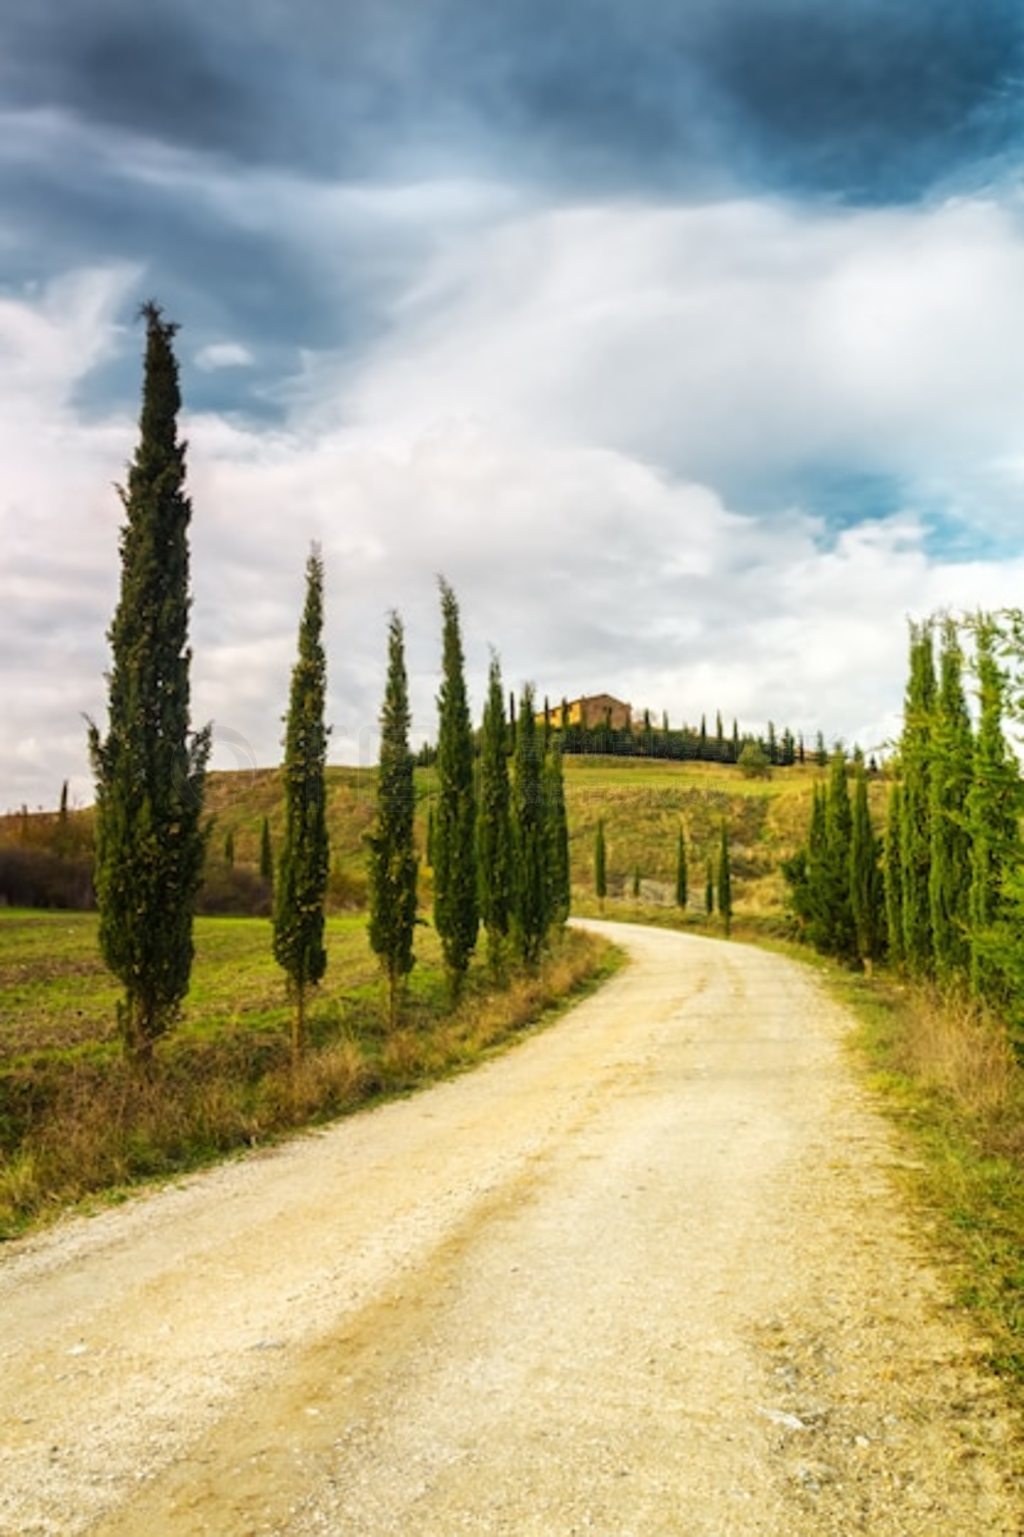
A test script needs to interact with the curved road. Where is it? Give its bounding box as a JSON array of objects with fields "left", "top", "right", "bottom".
[{"left": 1, "top": 922, "right": 1019, "bottom": 1535}]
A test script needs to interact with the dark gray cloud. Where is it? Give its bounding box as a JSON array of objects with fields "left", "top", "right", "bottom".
[{"left": 3, "top": 0, "right": 1021, "bottom": 197}]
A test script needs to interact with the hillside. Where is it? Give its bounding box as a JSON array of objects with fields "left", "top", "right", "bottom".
[
  {"left": 204, "top": 755, "right": 881, "bottom": 928},
  {"left": 2, "top": 756, "right": 890, "bottom": 927}
]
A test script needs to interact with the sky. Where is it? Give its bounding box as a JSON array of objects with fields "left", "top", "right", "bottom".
[{"left": 4, "top": 0, "right": 1024, "bottom": 807}]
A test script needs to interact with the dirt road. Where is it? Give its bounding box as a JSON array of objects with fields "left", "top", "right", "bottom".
[{"left": 1, "top": 922, "right": 1020, "bottom": 1535}]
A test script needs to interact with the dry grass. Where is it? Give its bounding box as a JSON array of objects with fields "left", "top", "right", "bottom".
[
  {"left": 833, "top": 965, "right": 1024, "bottom": 1384},
  {"left": 894, "top": 985, "right": 1019, "bottom": 1124},
  {"left": 0, "top": 929, "right": 616, "bottom": 1238}
]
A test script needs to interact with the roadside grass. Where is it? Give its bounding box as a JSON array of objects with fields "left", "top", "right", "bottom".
[
  {"left": 0, "top": 910, "right": 620, "bottom": 1240},
  {"left": 805, "top": 960, "right": 1024, "bottom": 1390}
]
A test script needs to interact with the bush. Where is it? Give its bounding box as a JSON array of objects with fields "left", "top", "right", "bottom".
[
  {"left": 738, "top": 742, "right": 771, "bottom": 779},
  {"left": 0, "top": 846, "right": 94, "bottom": 909},
  {"left": 197, "top": 864, "right": 272, "bottom": 917}
]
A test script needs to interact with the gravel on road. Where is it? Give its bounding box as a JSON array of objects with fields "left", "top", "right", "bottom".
[{"left": 1, "top": 921, "right": 1019, "bottom": 1535}]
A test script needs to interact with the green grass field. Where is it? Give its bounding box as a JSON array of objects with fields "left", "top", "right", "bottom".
[
  {"left": 0, "top": 909, "right": 442, "bottom": 1068},
  {"left": 0, "top": 909, "right": 616, "bottom": 1237}
]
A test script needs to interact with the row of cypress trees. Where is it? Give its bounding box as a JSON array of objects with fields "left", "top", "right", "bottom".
[
  {"left": 368, "top": 582, "right": 571, "bottom": 1026},
  {"left": 782, "top": 747, "right": 884, "bottom": 969},
  {"left": 886, "top": 616, "right": 1020, "bottom": 1002},
  {"left": 785, "top": 615, "right": 1023, "bottom": 1003},
  {"left": 90, "top": 310, "right": 572, "bottom": 1064},
  {"left": 90, "top": 310, "right": 335, "bottom": 1067}
]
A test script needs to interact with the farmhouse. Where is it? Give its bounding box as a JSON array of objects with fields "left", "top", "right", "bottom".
[{"left": 538, "top": 694, "right": 633, "bottom": 731}]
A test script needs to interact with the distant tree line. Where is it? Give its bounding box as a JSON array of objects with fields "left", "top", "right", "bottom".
[
  {"left": 413, "top": 710, "right": 837, "bottom": 771},
  {"left": 556, "top": 710, "right": 809, "bottom": 767}
]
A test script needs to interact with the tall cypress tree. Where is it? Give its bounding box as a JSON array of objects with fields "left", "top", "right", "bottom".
[
  {"left": 544, "top": 740, "right": 571, "bottom": 931},
  {"left": 88, "top": 303, "right": 210, "bottom": 1067},
  {"left": 594, "top": 817, "right": 607, "bottom": 913},
  {"left": 884, "top": 779, "right": 905, "bottom": 968},
  {"left": 849, "top": 750, "right": 885, "bottom": 971},
  {"left": 929, "top": 618, "right": 973, "bottom": 983},
  {"left": 705, "top": 858, "right": 714, "bottom": 917},
  {"left": 512, "top": 684, "right": 547, "bottom": 964},
  {"left": 56, "top": 780, "right": 70, "bottom": 857},
  {"left": 967, "top": 620, "right": 1020, "bottom": 1000},
  {"left": 899, "top": 622, "right": 936, "bottom": 975},
  {"left": 822, "top": 748, "right": 856, "bottom": 961},
  {"left": 675, "top": 824, "right": 688, "bottom": 910},
  {"left": 368, "top": 612, "right": 418, "bottom": 1028},
  {"left": 259, "top": 816, "right": 273, "bottom": 887},
  {"left": 478, "top": 654, "right": 514, "bottom": 973},
  {"left": 803, "top": 782, "right": 829, "bottom": 948},
  {"left": 273, "top": 547, "right": 330, "bottom": 1059},
  {"left": 718, "top": 822, "right": 733, "bottom": 936},
  {"left": 433, "top": 579, "right": 478, "bottom": 997}
]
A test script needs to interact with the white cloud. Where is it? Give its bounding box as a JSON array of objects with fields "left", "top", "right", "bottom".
[
  {"left": 194, "top": 341, "right": 255, "bottom": 371},
  {"left": 339, "top": 195, "right": 1024, "bottom": 525},
  {"left": 7, "top": 182, "right": 1024, "bottom": 809}
]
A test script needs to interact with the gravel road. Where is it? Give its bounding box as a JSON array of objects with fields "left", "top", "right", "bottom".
[{"left": 1, "top": 921, "right": 1020, "bottom": 1535}]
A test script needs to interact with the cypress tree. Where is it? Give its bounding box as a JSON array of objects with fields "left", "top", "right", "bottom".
[
  {"left": 798, "top": 733, "right": 805, "bottom": 766},
  {"left": 718, "top": 822, "right": 732, "bottom": 936},
  {"left": 803, "top": 782, "right": 829, "bottom": 949},
  {"left": 544, "top": 740, "right": 571, "bottom": 931},
  {"left": 273, "top": 547, "right": 330, "bottom": 1060},
  {"left": 56, "top": 780, "right": 70, "bottom": 857},
  {"left": 928, "top": 618, "right": 973, "bottom": 983},
  {"left": 259, "top": 817, "right": 273, "bottom": 887},
  {"left": 705, "top": 859, "right": 714, "bottom": 917},
  {"left": 512, "top": 684, "right": 547, "bottom": 964},
  {"left": 967, "top": 620, "right": 1020, "bottom": 1000},
  {"left": 367, "top": 612, "right": 418, "bottom": 1028},
  {"left": 88, "top": 303, "right": 211, "bottom": 1067},
  {"left": 731, "top": 719, "right": 740, "bottom": 762},
  {"left": 478, "top": 654, "right": 514, "bottom": 973},
  {"left": 815, "top": 731, "right": 828, "bottom": 768},
  {"left": 594, "top": 817, "right": 607, "bottom": 912},
  {"left": 824, "top": 749, "right": 856, "bottom": 960},
  {"left": 781, "top": 728, "right": 795, "bottom": 767},
  {"left": 675, "top": 825, "right": 688, "bottom": 910},
  {"left": 632, "top": 864, "right": 641, "bottom": 900},
  {"left": 699, "top": 714, "right": 707, "bottom": 759},
  {"left": 224, "top": 829, "right": 235, "bottom": 868},
  {"left": 433, "top": 579, "right": 478, "bottom": 998},
  {"left": 899, "top": 622, "right": 936, "bottom": 974},
  {"left": 849, "top": 750, "right": 885, "bottom": 971},
  {"left": 884, "top": 780, "right": 905, "bottom": 967},
  {"left": 715, "top": 711, "right": 724, "bottom": 757}
]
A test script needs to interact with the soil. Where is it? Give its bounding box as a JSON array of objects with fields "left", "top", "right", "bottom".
[{"left": 1, "top": 920, "right": 1020, "bottom": 1535}]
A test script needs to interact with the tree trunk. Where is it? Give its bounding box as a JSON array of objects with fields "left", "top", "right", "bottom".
[{"left": 293, "top": 982, "right": 305, "bottom": 1065}]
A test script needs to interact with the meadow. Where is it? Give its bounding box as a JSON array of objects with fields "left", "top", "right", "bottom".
[{"left": 0, "top": 908, "right": 615, "bottom": 1237}]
